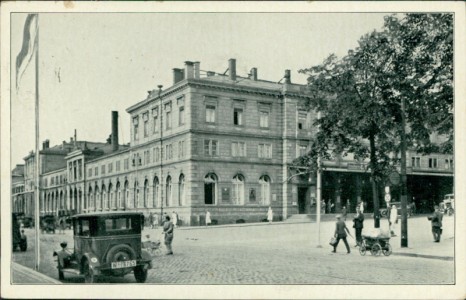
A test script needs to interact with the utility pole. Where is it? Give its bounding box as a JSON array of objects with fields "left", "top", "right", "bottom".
[
  {"left": 316, "top": 111, "right": 322, "bottom": 248},
  {"left": 400, "top": 97, "right": 408, "bottom": 247},
  {"left": 158, "top": 85, "right": 164, "bottom": 221}
]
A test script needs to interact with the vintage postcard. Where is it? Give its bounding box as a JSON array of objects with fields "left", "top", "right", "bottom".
[{"left": 1, "top": 1, "right": 465, "bottom": 299}]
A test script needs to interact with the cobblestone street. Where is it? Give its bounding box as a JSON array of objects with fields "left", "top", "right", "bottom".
[{"left": 12, "top": 215, "right": 454, "bottom": 284}]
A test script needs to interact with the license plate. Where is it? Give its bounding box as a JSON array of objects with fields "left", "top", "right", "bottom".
[{"left": 111, "top": 260, "right": 136, "bottom": 269}]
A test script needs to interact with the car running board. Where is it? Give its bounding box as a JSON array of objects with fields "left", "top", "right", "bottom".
[{"left": 61, "top": 268, "right": 82, "bottom": 275}]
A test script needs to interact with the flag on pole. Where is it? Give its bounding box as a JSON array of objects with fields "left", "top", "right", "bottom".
[{"left": 16, "top": 14, "right": 38, "bottom": 91}]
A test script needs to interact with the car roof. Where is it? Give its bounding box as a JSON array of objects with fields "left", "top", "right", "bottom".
[{"left": 72, "top": 211, "right": 143, "bottom": 219}]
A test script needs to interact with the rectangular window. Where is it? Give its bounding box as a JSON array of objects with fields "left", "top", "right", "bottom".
[
  {"left": 428, "top": 158, "right": 438, "bottom": 168},
  {"left": 165, "top": 144, "right": 173, "bottom": 160},
  {"left": 133, "top": 117, "right": 139, "bottom": 141},
  {"left": 101, "top": 165, "right": 106, "bottom": 175},
  {"left": 258, "top": 144, "right": 272, "bottom": 158},
  {"left": 299, "top": 145, "right": 308, "bottom": 157},
  {"left": 166, "top": 111, "right": 172, "bottom": 129},
  {"left": 152, "top": 108, "right": 158, "bottom": 133},
  {"left": 124, "top": 158, "right": 129, "bottom": 170},
  {"left": 234, "top": 108, "right": 243, "bottom": 125},
  {"left": 206, "top": 105, "right": 216, "bottom": 123},
  {"left": 232, "top": 142, "right": 246, "bottom": 157},
  {"left": 204, "top": 140, "right": 218, "bottom": 156},
  {"left": 179, "top": 106, "right": 185, "bottom": 125},
  {"left": 155, "top": 147, "right": 160, "bottom": 162},
  {"left": 179, "top": 141, "right": 185, "bottom": 158},
  {"left": 259, "top": 111, "right": 269, "bottom": 128},
  {"left": 95, "top": 167, "right": 99, "bottom": 176},
  {"left": 108, "top": 162, "right": 113, "bottom": 173},
  {"left": 116, "top": 161, "right": 121, "bottom": 172},
  {"left": 142, "top": 112, "right": 149, "bottom": 137},
  {"left": 412, "top": 157, "right": 421, "bottom": 168},
  {"left": 298, "top": 111, "right": 308, "bottom": 130}
]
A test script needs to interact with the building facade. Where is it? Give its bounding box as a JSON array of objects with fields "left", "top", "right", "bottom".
[{"left": 12, "top": 58, "right": 454, "bottom": 225}]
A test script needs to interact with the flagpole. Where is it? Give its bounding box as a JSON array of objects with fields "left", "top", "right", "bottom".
[{"left": 34, "top": 14, "right": 40, "bottom": 271}]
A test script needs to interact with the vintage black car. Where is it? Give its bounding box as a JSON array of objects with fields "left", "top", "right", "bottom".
[
  {"left": 53, "top": 211, "right": 152, "bottom": 283},
  {"left": 12, "top": 213, "right": 27, "bottom": 251},
  {"left": 41, "top": 215, "right": 57, "bottom": 233}
]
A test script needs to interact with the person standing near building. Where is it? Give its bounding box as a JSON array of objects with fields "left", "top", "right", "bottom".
[
  {"left": 428, "top": 205, "right": 443, "bottom": 242},
  {"left": 360, "top": 201, "right": 365, "bottom": 214},
  {"left": 341, "top": 206, "right": 347, "bottom": 221},
  {"left": 389, "top": 204, "right": 398, "bottom": 237},
  {"left": 329, "top": 200, "right": 334, "bottom": 213},
  {"left": 172, "top": 211, "right": 178, "bottom": 228},
  {"left": 321, "top": 200, "right": 326, "bottom": 214},
  {"left": 331, "top": 215, "right": 351, "bottom": 254},
  {"left": 205, "top": 210, "right": 212, "bottom": 226},
  {"left": 353, "top": 206, "right": 364, "bottom": 247},
  {"left": 267, "top": 207, "right": 273, "bottom": 224},
  {"left": 162, "top": 215, "right": 174, "bottom": 255}
]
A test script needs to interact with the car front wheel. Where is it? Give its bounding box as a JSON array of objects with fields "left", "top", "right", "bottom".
[
  {"left": 83, "top": 262, "right": 95, "bottom": 283},
  {"left": 134, "top": 266, "right": 148, "bottom": 283}
]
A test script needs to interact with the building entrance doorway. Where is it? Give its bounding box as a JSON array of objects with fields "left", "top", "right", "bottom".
[{"left": 298, "top": 187, "right": 308, "bottom": 214}]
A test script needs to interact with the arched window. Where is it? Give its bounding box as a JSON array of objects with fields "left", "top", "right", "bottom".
[
  {"left": 134, "top": 181, "right": 139, "bottom": 208},
  {"left": 102, "top": 184, "right": 107, "bottom": 210},
  {"left": 153, "top": 177, "right": 159, "bottom": 208},
  {"left": 204, "top": 173, "right": 217, "bottom": 205},
  {"left": 178, "top": 174, "right": 185, "bottom": 206},
  {"left": 259, "top": 175, "right": 271, "bottom": 205},
  {"left": 124, "top": 180, "right": 129, "bottom": 209},
  {"left": 88, "top": 187, "right": 93, "bottom": 210},
  {"left": 232, "top": 174, "right": 245, "bottom": 205},
  {"left": 95, "top": 186, "right": 101, "bottom": 210},
  {"left": 166, "top": 176, "right": 172, "bottom": 207},
  {"left": 144, "top": 179, "right": 149, "bottom": 208},
  {"left": 108, "top": 183, "right": 114, "bottom": 210},
  {"left": 116, "top": 182, "right": 121, "bottom": 209}
]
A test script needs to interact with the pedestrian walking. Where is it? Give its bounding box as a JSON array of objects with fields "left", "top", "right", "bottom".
[
  {"left": 428, "top": 205, "right": 443, "bottom": 242},
  {"left": 172, "top": 211, "right": 178, "bottom": 228},
  {"left": 360, "top": 201, "right": 365, "bottom": 214},
  {"left": 267, "top": 207, "right": 273, "bottom": 224},
  {"left": 59, "top": 217, "right": 66, "bottom": 234},
  {"left": 162, "top": 215, "right": 174, "bottom": 255},
  {"left": 152, "top": 213, "right": 158, "bottom": 229},
  {"left": 346, "top": 199, "right": 350, "bottom": 213},
  {"left": 329, "top": 200, "right": 335, "bottom": 213},
  {"left": 331, "top": 215, "right": 351, "bottom": 254},
  {"left": 389, "top": 204, "right": 398, "bottom": 237},
  {"left": 341, "top": 206, "right": 347, "bottom": 221},
  {"left": 353, "top": 206, "right": 364, "bottom": 247},
  {"left": 205, "top": 210, "right": 212, "bottom": 226},
  {"left": 321, "top": 200, "right": 326, "bottom": 214}
]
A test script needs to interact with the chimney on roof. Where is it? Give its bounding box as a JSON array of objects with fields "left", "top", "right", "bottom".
[
  {"left": 284, "top": 69, "right": 291, "bottom": 84},
  {"left": 229, "top": 58, "right": 236, "bottom": 81},
  {"left": 185, "top": 61, "right": 194, "bottom": 79},
  {"left": 173, "top": 68, "right": 184, "bottom": 85},
  {"left": 74, "top": 129, "right": 77, "bottom": 146},
  {"left": 194, "top": 61, "right": 200, "bottom": 79},
  {"left": 112, "top": 111, "right": 119, "bottom": 152},
  {"left": 250, "top": 68, "right": 257, "bottom": 81}
]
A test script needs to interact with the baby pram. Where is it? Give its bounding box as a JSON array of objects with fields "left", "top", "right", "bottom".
[
  {"left": 142, "top": 239, "right": 163, "bottom": 256},
  {"left": 359, "top": 229, "right": 392, "bottom": 256}
]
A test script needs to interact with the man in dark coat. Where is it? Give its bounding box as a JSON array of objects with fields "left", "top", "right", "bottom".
[
  {"left": 332, "top": 215, "right": 351, "bottom": 254},
  {"left": 429, "top": 205, "right": 443, "bottom": 242},
  {"left": 353, "top": 206, "right": 364, "bottom": 247}
]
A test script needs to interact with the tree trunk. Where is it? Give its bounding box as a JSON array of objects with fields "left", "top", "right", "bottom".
[{"left": 369, "top": 130, "right": 380, "bottom": 228}]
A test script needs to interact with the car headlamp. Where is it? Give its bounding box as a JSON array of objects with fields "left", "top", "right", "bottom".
[{"left": 91, "top": 257, "right": 98, "bottom": 263}]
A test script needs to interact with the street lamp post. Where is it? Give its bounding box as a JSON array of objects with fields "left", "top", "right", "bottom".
[{"left": 400, "top": 97, "right": 408, "bottom": 247}]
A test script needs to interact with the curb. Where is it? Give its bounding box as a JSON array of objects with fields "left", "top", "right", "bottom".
[
  {"left": 12, "top": 262, "right": 62, "bottom": 284},
  {"left": 391, "top": 252, "right": 454, "bottom": 261}
]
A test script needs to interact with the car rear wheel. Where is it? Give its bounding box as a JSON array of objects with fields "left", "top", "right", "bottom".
[{"left": 134, "top": 266, "right": 148, "bottom": 283}]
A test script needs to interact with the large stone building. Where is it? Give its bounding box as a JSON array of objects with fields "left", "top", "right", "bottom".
[{"left": 12, "top": 58, "right": 454, "bottom": 225}]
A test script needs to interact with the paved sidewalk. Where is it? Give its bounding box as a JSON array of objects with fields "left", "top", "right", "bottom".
[
  {"left": 11, "top": 262, "right": 61, "bottom": 284},
  {"left": 173, "top": 213, "right": 455, "bottom": 261}
]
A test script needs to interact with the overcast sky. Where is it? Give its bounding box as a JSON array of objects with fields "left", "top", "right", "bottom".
[{"left": 11, "top": 12, "right": 387, "bottom": 167}]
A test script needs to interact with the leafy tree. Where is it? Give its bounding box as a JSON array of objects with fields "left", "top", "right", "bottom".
[{"left": 296, "top": 13, "right": 453, "bottom": 227}]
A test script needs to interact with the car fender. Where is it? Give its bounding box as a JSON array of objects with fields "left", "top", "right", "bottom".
[
  {"left": 81, "top": 252, "right": 101, "bottom": 275},
  {"left": 140, "top": 249, "right": 153, "bottom": 269}
]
